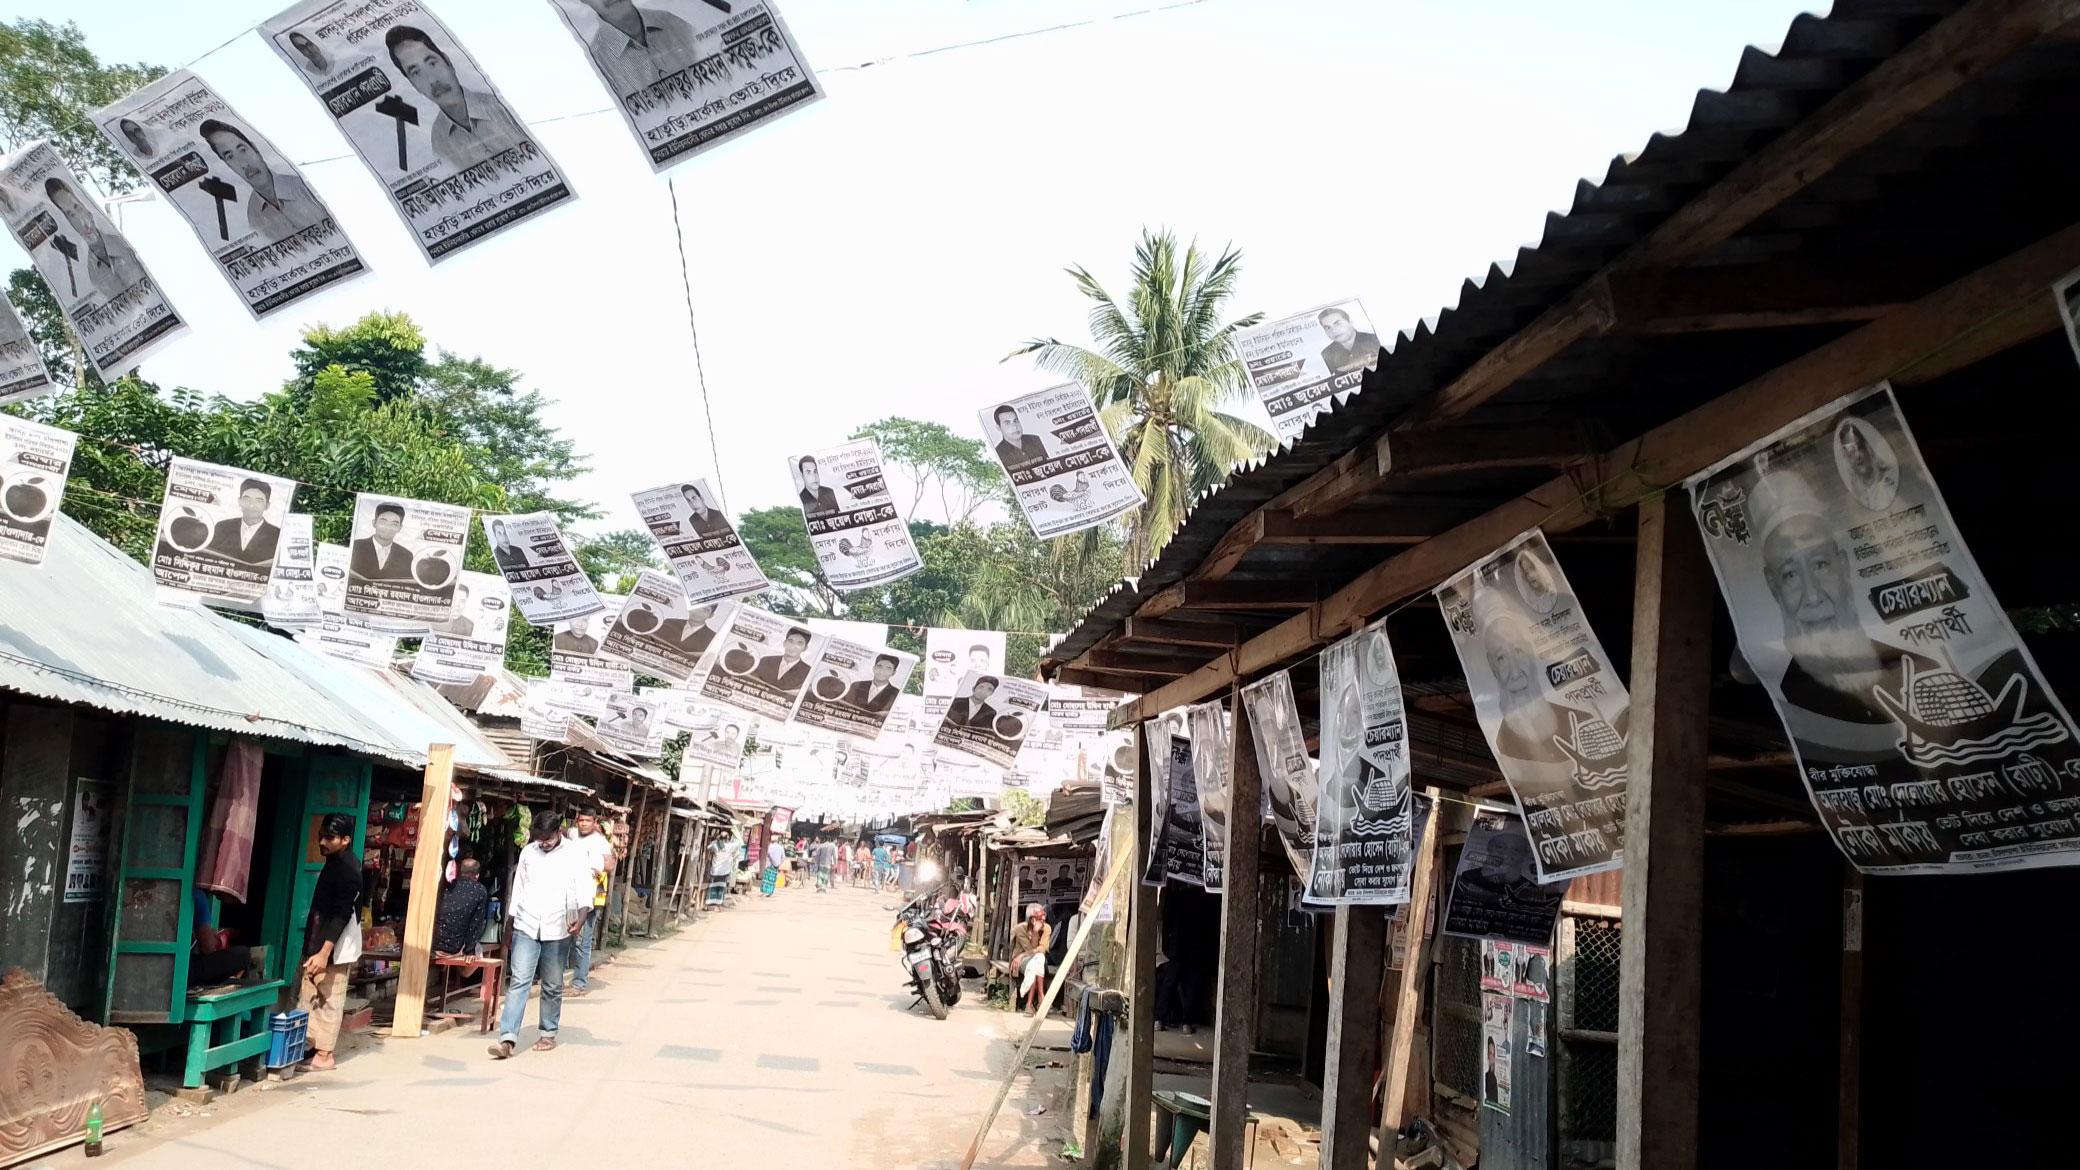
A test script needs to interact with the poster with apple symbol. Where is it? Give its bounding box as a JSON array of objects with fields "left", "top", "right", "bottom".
[{"left": 0, "top": 415, "right": 76, "bottom": 566}]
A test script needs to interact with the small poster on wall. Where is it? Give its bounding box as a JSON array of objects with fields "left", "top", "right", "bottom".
[{"left": 64, "top": 778, "right": 112, "bottom": 903}]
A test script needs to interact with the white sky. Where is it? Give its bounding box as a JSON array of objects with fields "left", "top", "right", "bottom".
[{"left": 4, "top": 0, "right": 1823, "bottom": 531}]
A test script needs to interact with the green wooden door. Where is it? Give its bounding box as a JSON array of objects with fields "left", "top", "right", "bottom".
[
  {"left": 102, "top": 724, "right": 206, "bottom": 1025},
  {"left": 267, "top": 754, "right": 371, "bottom": 982}
]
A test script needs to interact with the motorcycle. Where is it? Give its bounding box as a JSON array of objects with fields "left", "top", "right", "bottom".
[{"left": 894, "top": 868, "right": 975, "bottom": 1020}]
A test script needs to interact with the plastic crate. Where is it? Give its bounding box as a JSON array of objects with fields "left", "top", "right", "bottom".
[{"left": 267, "top": 1010, "right": 309, "bottom": 1069}]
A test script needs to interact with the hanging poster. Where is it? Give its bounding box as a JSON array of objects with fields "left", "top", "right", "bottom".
[
  {"left": 923, "top": 628, "right": 1004, "bottom": 722},
  {"left": 1479, "top": 939, "right": 1514, "bottom": 992},
  {"left": 1312, "top": 619, "right": 1419, "bottom": 904},
  {"left": 519, "top": 682, "right": 577, "bottom": 743},
  {"left": 345, "top": 492, "right": 466, "bottom": 632},
  {"left": 94, "top": 70, "right": 368, "bottom": 319},
  {"left": 298, "top": 542, "right": 399, "bottom": 667},
  {"left": 1441, "top": 808, "right": 1564, "bottom": 946},
  {"left": 1050, "top": 685, "right": 1136, "bottom": 801},
  {"left": 2056, "top": 267, "right": 2080, "bottom": 368},
  {"left": 699, "top": 603, "right": 826, "bottom": 720},
  {"left": 485, "top": 511, "right": 606, "bottom": 627},
  {"left": 787, "top": 439, "right": 921, "bottom": 590},
  {"left": 632, "top": 477, "right": 769, "bottom": 604},
  {"left": 1082, "top": 804, "right": 1120, "bottom": 923},
  {"left": 63, "top": 778, "right": 112, "bottom": 904},
  {"left": 598, "top": 690, "right": 665, "bottom": 757},
  {"left": 544, "top": 0, "right": 822, "bottom": 172},
  {"left": 412, "top": 569, "right": 512, "bottom": 685},
  {"left": 1241, "top": 670, "right": 1322, "bottom": 892},
  {"left": 600, "top": 568, "right": 720, "bottom": 682},
  {"left": 0, "top": 141, "right": 184, "bottom": 378},
  {"left": 1153, "top": 734, "right": 1206, "bottom": 888},
  {"left": 932, "top": 671, "right": 1048, "bottom": 770},
  {"left": 1687, "top": 382, "right": 2080, "bottom": 873},
  {"left": 678, "top": 701, "right": 753, "bottom": 770},
  {"left": 1233, "top": 299, "right": 1380, "bottom": 445},
  {"left": 263, "top": 513, "right": 321, "bottom": 629},
  {"left": 1515, "top": 944, "right": 1551, "bottom": 1002},
  {"left": 1480, "top": 992, "right": 1513, "bottom": 1113},
  {"left": 795, "top": 639, "right": 916, "bottom": 739},
  {"left": 551, "top": 596, "right": 633, "bottom": 705},
  {"left": 979, "top": 384, "right": 1142, "bottom": 539},
  {"left": 260, "top": 0, "right": 577, "bottom": 264},
  {"left": 0, "top": 415, "right": 75, "bottom": 567},
  {"left": 0, "top": 293, "right": 54, "bottom": 405},
  {"left": 152, "top": 458, "right": 295, "bottom": 610},
  {"left": 1436, "top": 530, "right": 1629, "bottom": 881},
  {"left": 1186, "top": 702, "right": 1229, "bottom": 893}
]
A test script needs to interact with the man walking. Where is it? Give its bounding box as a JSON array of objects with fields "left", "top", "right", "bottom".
[
  {"left": 872, "top": 840, "right": 894, "bottom": 891},
  {"left": 812, "top": 837, "right": 839, "bottom": 892},
  {"left": 567, "top": 812, "right": 613, "bottom": 997},
  {"left": 762, "top": 835, "right": 787, "bottom": 897},
  {"left": 491, "top": 813, "right": 589, "bottom": 1059}
]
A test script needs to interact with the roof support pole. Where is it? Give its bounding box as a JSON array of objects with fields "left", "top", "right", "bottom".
[
  {"left": 390, "top": 743, "right": 455, "bottom": 1036},
  {"left": 1123, "top": 724, "right": 1158, "bottom": 1170},
  {"left": 1378, "top": 795, "right": 1442, "bottom": 1142},
  {"left": 1319, "top": 903, "right": 1388, "bottom": 1170},
  {"left": 1208, "top": 686, "right": 1264, "bottom": 1168}
]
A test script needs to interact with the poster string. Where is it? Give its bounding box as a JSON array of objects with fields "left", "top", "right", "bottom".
[{"left": 667, "top": 176, "right": 729, "bottom": 515}]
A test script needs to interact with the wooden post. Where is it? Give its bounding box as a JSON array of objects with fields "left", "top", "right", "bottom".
[
  {"left": 1616, "top": 494, "right": 1712, "bottom": 1170},
  {"left": 1208, "top": 688, "right": 1263, "bottom": 1169},
  {"left": 1838, "top": 866, "right": 1865, "bottom": 1170},
  {"left": 1124, "top": 725, "right": 1158, "bottom": 1170},
  {"left": 647, "top": 795, "right": 668, "bottom": 939},
  {"left": 1379, "top": 795, "right": 1442, "bottom": 1141},
  {"left": 389, "top": 744, "right": 454, "bottom": 1036},
  {"left": 1320, "top": 905, "right": 1388, "bottom": 1170}
]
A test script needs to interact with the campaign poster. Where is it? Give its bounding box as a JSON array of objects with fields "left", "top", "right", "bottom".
[
  {"left": 632, "top": 477, "right": 769, "bottom": 605},
  {"left": 1435, "top": 530, "right": 1629, "bottom": 881},
  {"left": 923, "top": 628, "right": 1004, "bottom": 723},
  {"left": 795, "top": 638, "right": 915, "bottom": 739},
  {"left": 2056, "top": 268, "right": 2080, "bottom": 368},
  {"left": 262, "top": 513, "right": 321, "bottom": 629},
  {"left": 1050, "top": 684, "right": 1136, "bottom": 801},
  {"left": 344, "top": 492, "right": 466, "bottom": 632},
  {"left": 412, "top": 568, "right": 511, "bottom": 685},
  {"left": 1480, "top": 992, "right": 1513, "bottom": 1113},
  {"left": 1153, "top": 734, "right": 1206, "bottom": 888},
  {"left": 1688, "top": 383, "right": 2080, "bottom": 873},
  {"left": 0, "top": 293, "right": 55, "bottom": 405},
  {"left": 94, "top": 70, "right": 368, "bottom": 318},
  {"left": 679, "top": 700, "right": 753, "bottom": 770},
  {"left": 600, "top": 568, "right": 721, "bottom": 682},
  {"left": 932, "top": 671, "right": 1048, "bottom": 770},
  {"left": 0, "top": 141, "right": 184, "bottom": 378},
  {"left": 545, "top": 0, "right": 821, "bottom": 172},
  {"left": 485, "top": 511, "right": 606, "bottom": 627},
  {"left": 1479, "top": 939, "right": 1515, "bottom": 992},
  {"left": 1186, "top": 702, "right": 1229, "bottom": 893},
  {"left": 699, "top": 603, "right": 826, "bottom": 721},
  {"left": 980, "top": 383, "right": 1142, "bottom": 539},
  {"left": 1441, "top": 809, "right": 1564, "bottom": 947},
  {"left": 1241, "top": 670, "right": 1322, "bottom": 892},
  {"left": 0, "top": 415, "right": 76, "bottom": 566},
  {"left": 1515, "top": 944, "right": 1551, "bottom": 1002},
  {"left": 64, "top": 778, "right": 112, "bottom": 904},
  {"left": 551, "top": 596, "right": 633, "bottom": 704},
  {"left": 597, "top": 690, "right": 665, "bottom": 757},
  {"left": 152, "top": 458, "right": 295, "bottom": 610},
  {"left": 1233, "top": 299, "right": 1380, "bottom": 445},
  {"left": 1312, "top": 619, "right": 1418, "bottom": 904},
  {"left": 297, "top": 542, "right": 399, "bottom": 667},
  {"left": 519, "top": 681, "right": 577, "bottom": 743},
  {"left": 788, "top": 439, "right": 921, "bottom": 590}
]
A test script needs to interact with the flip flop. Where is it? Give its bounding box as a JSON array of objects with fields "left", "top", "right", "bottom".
[
  {"left": 532, "top": 1036, "right": 558, "bottom": 1052},
  {"left": 489, "top": 1040, "right": 515, "bottom": 1060}
]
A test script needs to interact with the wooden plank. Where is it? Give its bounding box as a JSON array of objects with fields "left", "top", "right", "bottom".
[
  {"left": 1122, "top": 616, "right": 1256, "bottom": 649},
  {"left": 1409, "top": 283, "right": 1615, "bottom": 424},
  {"left": 1838, "top": 866, "right": 1865, "bottom": 1170},
  {"left": 1107, "top": 218, "right": 2080, "bottom": 729},
  {"left": 1139, "top": 580, "right": 1317, "bottom": 616},
  {"left": 1208, "top": 688, "right": 1265, "bottom": 1170},
  {"left": 1253, "top": 509, "right": 1435, "bottom": 546},
  {"left": 1615, "top": 497, "right": 1712, "bottom": 1170},
  {"left": 1057, "top": 666, "right": 1161, "bottom": 694},
  {"left": 1604, "top": 266, "right": 1909, "bottom": 334},
  {"left": 1123, "top": 725, "right": 1159, "bottom": 1170},
  {"left": 1378, "top": 795, "right": 1442, "bottom": 1141},
  {"left": 1375, "top": 424, "right": 1590, "bottom": 478},
  {"left": 389, "top": 743, "right": 456, "bottom": 1036},
  {"left": 1083, "top": 649, "right": 1217, "bottom": 677},
  {"left": 1282, "top": 447, "right": 1389, "bottom": 518},
  {"left": 1319, "top": 905, "right": 1388, "bottom": 1170}
]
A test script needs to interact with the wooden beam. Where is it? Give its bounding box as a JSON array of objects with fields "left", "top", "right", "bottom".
[
  {"left": 1123, "top": 726, "right": 1158, "bottom": 1170},
  {"left": 1055, "top": 666, "right": 1159, "bottom": 694},
  {"left": 1253, "top": 509, "right": 1434, "bottom": 546},
  {"left": 1107, "top": 219, "right": 2080, "bottom": 728},
  {"left": 1409, "top": 283, "right": 1615, "bottom": 424},
  {"left": 1282, "top": 446, "right": 1389, "bottom": 518},
  {"left": 1208, "top": 688, "right": 1264, "bottom": 1170},
  {"left": 1139, "top": 580, "right": 1316, "bottom": 617},
  {"left": 390, "top": 743, "right": 455, "bottom": 1036},
  {"left": 1838, "top": 866, "right": 1865, "bottom": 1170},
  {"left": 1319, "top": 905, "right": 1388, "bottom": 1170},
  {"left": 1378, "top": 795, "right": 1442, "bottom": 1141},
  {"left": 1375, "top": 424, "right": 1590, "bottom": 479},
  {"left": 1082, "top": 649, "right": 1215, "bottom": 677},
  {"left": 1616, "top": 496, "right": 1712, "bottom": 1170},
  {"left": 1121, "top": 616, "right": 1255, "bottom": 649},
  {"left": 1604, "top": 267, "right": 1909, "bottom": 334}
]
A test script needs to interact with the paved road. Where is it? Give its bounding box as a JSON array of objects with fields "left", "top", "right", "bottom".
[{"left": 90, "top": 883, "right": 1072, "bottom": 1169}]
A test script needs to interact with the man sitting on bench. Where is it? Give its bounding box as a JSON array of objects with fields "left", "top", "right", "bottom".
[{"left": 1009, "top": 902, "right": 1052, "bottom": 1015}]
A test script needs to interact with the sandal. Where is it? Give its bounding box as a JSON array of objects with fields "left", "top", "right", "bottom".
[
  {"left": 306, "top": 1051, "right": 336, "bottom": 1071},
  {"left": 531, "top": 1035, "right": 558, "bottom": 1053},
  {"left": 488, "top": 1040, "right": 515, "bottom": 1060}
]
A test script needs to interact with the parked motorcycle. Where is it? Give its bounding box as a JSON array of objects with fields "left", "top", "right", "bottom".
[{"left": 894, "top": 871, "right": 975, "bottom": 1020}]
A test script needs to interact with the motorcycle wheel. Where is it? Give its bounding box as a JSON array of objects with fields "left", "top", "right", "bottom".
[
  {"left": 940, "top": 974, "right": 963, "bottom": 1008},
  {"left": 920, "top": 976, "right": 950, "bottom": 1020}
]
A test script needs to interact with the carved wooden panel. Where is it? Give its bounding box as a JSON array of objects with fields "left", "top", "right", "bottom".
[{"left": 0, "top": 969, "right": 148, "bottom": 1167}]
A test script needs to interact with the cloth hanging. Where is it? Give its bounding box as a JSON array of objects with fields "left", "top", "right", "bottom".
[
  {"left": 1070, "top": 988, "right": 1117, "bottom": 1120},
  {"left": 196, "top": 739, "right": 263, "bottom": 903}
]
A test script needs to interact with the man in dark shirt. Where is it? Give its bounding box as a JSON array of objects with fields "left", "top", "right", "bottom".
[
  {"left": 991, "top": 404, "right": 1050, "bottom": 471},
  {"left": 350, "top": 502, "right": 414, "bottom": 582},
  {"left": 843, "top": 653, "right": 901, "bottom": 713},
  {"left": 298, "top": 814, "right": 361, "bottom": 1071},
  {"left": 206, "top": 478, "right": 282, "bottom": 566},
  {"left": 680, "top": 482, "right": 733, "bottom": 537},
  {"left": 796, "top": 456, "right": 840, "bottom": 517},
  {"left": 945, "top": 676, "right": 1002, "bottom": 729},
  {"left": 491, "top": 519, "right": 532, "bottom": 572},
  {"left": 1316, "top": 306, "right": 1380, "bottom": 375},
  {"left": 752, "top": 627, "right": 814, "bottom": 690},
  {"left": 434, "top": 858, "right": 489, "bottom": 955}
]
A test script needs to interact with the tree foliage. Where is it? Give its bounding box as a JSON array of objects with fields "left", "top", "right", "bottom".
[
  {"left": 289, "top": 313, "right": 431, "bottom": 406},
  {"left": 0, "top": 19, "right": 160, "bottom": 196},
  {"left": 851, "top": 416, "right": 999, "bottom": 523}
]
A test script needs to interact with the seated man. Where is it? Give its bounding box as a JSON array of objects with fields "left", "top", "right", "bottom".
[
  {"left": 188, "top": 889, "right": 254, "bottom": 988},
  {"left": 1008, "top": 902, "right": 1052, "bottom": 1015},
  {"left": 433, "top": 858, "right": 490, "bottom": 956}
]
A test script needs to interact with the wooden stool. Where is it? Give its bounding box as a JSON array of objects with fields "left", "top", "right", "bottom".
[
  {"left": 430, "top": 955, "right": 503, "bottom": 1033},
  {"left": 1150, "top": 1090, "right": 1257, "bottom": 1169}
]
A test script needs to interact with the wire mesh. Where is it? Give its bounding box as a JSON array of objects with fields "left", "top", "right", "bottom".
[
  {"left": 1432, "top": 935, "right": 1483, "bottom": 1100},
  {"left": 1569, "top": 917, "right": 1624, "bottom": 1033},
  {"left": 1561, "top": 1041, "right": 1621, "bottom": 1147},
  {"left": 1559, "top": 915, "right": 1622, "bottom": 1151}
]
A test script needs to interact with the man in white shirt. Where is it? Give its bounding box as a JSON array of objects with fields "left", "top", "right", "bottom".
[
  {"left": 763, "top": 837, "right": 786, "bottom": 898},
  {"left": 490, "top": 813, "right": 591, "bottom": 1058},
  {"left": 576, "top": 0, "right": 705, "bottom": 100},
  {"left": 566, "top": 811, "right": 614, "bottom": 995}
]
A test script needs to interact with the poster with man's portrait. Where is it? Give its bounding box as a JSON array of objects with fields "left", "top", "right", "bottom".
[
  {"left": 598, "top": 690, "right": 665, "bottom": 757},
  {"left": 1149, "top": 734, "right": 1206, "bottom": 888},
  {"left": 1233, "top": 298, "right": 1381, "bottom": 445},
  {"left": 600, "top": 568, "right": 719, "bottom": 683},
  {"left": 979, "top": 383, "right": 1142, "bottom": 539},
  {"left": 1481, "top": 992, "right": 1513, "bottom": 1113},
  {"left": 484, "top": 511, "right": 606, "bottom": 627},
  {"left": 260, "top": 0, "right": 576, "bottom": 263},
  {"left": 345, "top": 492, "right": 467, "bottom": 633},
  {"left": 632, "top": 477, "right": 770, "bottom": 604},
  {"left": 297, "top": 542, "right": 399, "bottom": 667},
  {"left": 1311, "top": 618, "right": 1418, "bottom": 904},
  {"left": 786, "top": 439, "right": 921, "bottom": 590},
  {"left": 551, "top": 596, "right": 634, "bottom": 705},
  {"left": 95, "top": 70, "right": 368, "bottom": 319},
  {"left": 678, "top": 699, "right": 753, "bottom": 770},
  {"left": 0, "top": 414, "right": 76, "bottom": 567},
  {"left": 1688, "top": 383, "right": 2080, "bottom": 874},
  {"left": 1436, "top": 530, "right": 1629, "bottom": 881},
  {"left": 262, "top": 513, "right": 321, "bottom": 630},
  {"left": 0, "top": 292, "right": 55, "bottom": 406},
  {"left": 153, "top": 458, "right": 296, "bottom": 611},
  {"left": 795, "top": 638, "right": 916, "bottom": 740},
  {"left": 1242, "top": 669, "right": 1322, "bottom": 886},
  {"left": 699, "top": 603, "right": 826, "bottom": 721},
  {"left": 412, "top": 569, "right": 512, "bottom": 685},
  {"left": 1441, "top": 809, "right": 1564, "bottom": 946},
  {"left": 923, "top": 628, "right": 1004, "bottom": 723},
  {"left": 932, "top": 671, "right": 1048, "bottom": 771}
]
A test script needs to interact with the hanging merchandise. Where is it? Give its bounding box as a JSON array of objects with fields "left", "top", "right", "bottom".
[
  {"left": 1310, "top": 618, "right": 1418, "bottom": 905},
  {"left": 1232, "top": 299, "right": 1380, "bottom": 446},
  {"left": 262, "top": 514, "right": 321, "bottom": 630},
  {"left": 786, "top": 439, "right": 922, "bottom": 591},
  {"left": 0, "top": 415, "right": 77, "bottom": 568},
  {"left": 699, "top": 603, "right": 826, "bottom": 721},
  {"left": 93, "top": 70, "right": 369, "bottom": 319},
  {"left": 0, "top": 141, "right": 185, "bottom": 379},
  {"left": 413, "top": 569, "right": 514, "bottom": 686},
  {"left": 484, "top": 511, "right": 606, "bottom": 627},
  {"left": 601, "top": 569, "right": 721, "bottom": 683},
  {"left": 632, "top": 477, "right": 771, "bottom": 604},
  {"left": 0, "top": 293, "right": 55, "bottom": 406},
  {"left": 260, "top": 0, "right": 577, "bottom": 264},
  {"left": 794, "top": 639, "right": 916, "bottom": 740},
  {"left": 1186, "top": 702, "right": 1229, "bottom": 893},
  {"left": 152, "top": 458, "right": 297, "bottom": 612},
  {"left": 980, "top": 384, "right": 1143, "bottom": 540},
  {"left": 1240, "top": 670, "right": 1321, "bottom": 891},
  {"left": 296, "top": 542, "right": 400, "bottom": 667}
]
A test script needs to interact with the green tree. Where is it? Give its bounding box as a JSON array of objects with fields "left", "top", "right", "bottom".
[
  {"left": 851, "top": 417, "right": 999, "bottom": 523},
  {"left": 290, "top": 314, "right": 432, "bottom": 405},
  {"left": 1010, "top": 228, "right": 1274, "bottom": 567},
  {"left": 733, "top": 504, "right": 838, "bottom": 616},
  {"left": 574, "top": 528, "right": 660, "bottom": 591},
  {"left": 0, "top": 19, "right": 160, "bottom": 196},
  {"left": 419, "top": 350, "right": 594, "bottom": 522}
]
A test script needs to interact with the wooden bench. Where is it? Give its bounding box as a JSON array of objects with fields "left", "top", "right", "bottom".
[
  {"left": 181, "top": 980, "right": 286, "bottom": 1088},
  {"left": 430, "top": 954, "right": 504, "bottom": 1033},
  {"left": 1151, "top": 1089, "right": 1257, "bottom": 1169}
]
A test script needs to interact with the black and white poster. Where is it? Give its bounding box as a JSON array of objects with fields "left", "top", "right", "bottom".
[
  {"left": 788, "top": 439, "right": 921, "bottom": 590},
  {"left": 698, "top": 603, "right": 825, "bottom": 721},
  {"left": 551, "top": 596, "right": 633, "bottom": 711},
  {"left": 0, "top": 293, "right": 54, "bottom": 405},
  {"left": 519, "top": 682, "right": 577, "bottom": 743},
  {"left": 260, "top": 0, "right": 576, "bottom": 264},
  {"left": 262, "top": 513, "right": 320, "bottom": 629},
  {"left": 1233, "top": 299, "right": 1380, "bottom": 446},
  {"left": 979, "top": 384, "right": 1142, "bottom": 539},
  {"left": 1441, "top": 809, "right": 1563, "bottom": 947},
  {"left": 0, "top": 141, "right": 184, "bottom": 378},
  {"left": 94, "top": 70, "right": 368, "bottom": 319},
  {"left": 632, "top": 477, "right": 769, "bottom": 605},
  {"left": 152, "top": 458, "right": 295, "bottom": 611},
  {"left": 600, "top": 568, "right": 720, "bottom": 683},
  {"left": 2055, "top": 267, "right": 2080, "bottom": 369},
  {"left": 677, "top": 699, "right": 752, "bottom": 771},
  {"left": 0, "top": 415, "right": 75, "bottom": 567},
  {"left": 923, "top": 628, "right": 1004, "bottom": 724},
  {"left": 1048, "top": 684, "right": 1136, "bottom": 802},
  {"left": 932, "top": 671, "right": 1048, "bottom": 770},
  {"left": 412, "top": 568, "right": 511, "bottom": 685},
  {"left": 545, "top": 0, "right": 822, "bottom": 172},
  {"left": 597, "top": 690, "right": 665, "bottom": 757},
  {"left": 1241, "top": 670, "right": 1323, "bottom": 886},
  {"left": 485, "top": 511, "right": 606, "bottom": 627},
  {"left": 1154, "top": 734, "right": 1206, "bottom": 888},
  {"left": 795, "top": 638, "right": 916, "bottom": 739},
  {"left": 1311, "top": 619, "right": 1418, "bottom": 904},
  {"left": 1480, "top": 992, "right": 1513, "bottom": 1113},
  {"left": 297, "top": 542, "right": 399, "bottom": 667},
  {"left": 1688, "top": 383, "right": 2080, "bottom": 873},
  {"left": 1187, "top": 702, "right": 1229, "bottom": 893},
  {"left": 346, "top": 492, "right": 466, "bottom": 632},
  {"left": 1436, "top": 530, "right": 1629, "bottom": 882}
]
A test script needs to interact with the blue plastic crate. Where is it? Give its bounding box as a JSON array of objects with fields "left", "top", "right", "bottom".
[{"left": 266, "top": 1010, "right": 309, "bottom": 1069}]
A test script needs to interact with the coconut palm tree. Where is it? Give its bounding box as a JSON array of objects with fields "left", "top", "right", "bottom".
[{"left": 1009, "top": 229, "right": 1275, "bottom": 570}]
